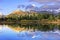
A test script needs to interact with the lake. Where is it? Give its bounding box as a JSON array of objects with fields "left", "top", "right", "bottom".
[{"left": 0, "top": 24, "right": 60, "bottom": 40}]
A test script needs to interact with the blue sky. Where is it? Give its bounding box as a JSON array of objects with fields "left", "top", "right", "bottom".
[
  {"left": 0, "top": 0, "right": 60, "bottom": 15},
  {"left": 0, "top": 0, "right": 31, "bottom": 15}
]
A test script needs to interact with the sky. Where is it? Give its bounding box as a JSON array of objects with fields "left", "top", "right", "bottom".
[{"left": 0, "top": 0, "right": 60, "bottom": 15}]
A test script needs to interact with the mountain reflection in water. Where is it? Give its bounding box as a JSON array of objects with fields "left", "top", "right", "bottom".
[{"left": 0, "top": 24, "right": 60, "bottom": 40}]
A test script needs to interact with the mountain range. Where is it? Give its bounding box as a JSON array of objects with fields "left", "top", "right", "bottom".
[{"left": 0, "top": 8, "right": 60, "bottom": 17}]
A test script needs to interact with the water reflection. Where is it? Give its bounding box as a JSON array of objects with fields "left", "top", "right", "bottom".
[
  {"left": 0, "top": 24, "right": 60, "bottom": 40},
  {"left": 6, "top": 24, "right": 60, "bottom": 32}
]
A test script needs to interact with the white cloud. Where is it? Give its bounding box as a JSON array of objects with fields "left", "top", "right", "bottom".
[
  {"left": 29, "top": 0, "right": 60, "bottom": 3},
  {"left": 32, "top": 4, "right": 36, "bottom": 7}
]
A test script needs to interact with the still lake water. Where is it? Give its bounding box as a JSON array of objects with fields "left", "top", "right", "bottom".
[{"left": 0, "top": 24, "right": 60, "bottom": 40}]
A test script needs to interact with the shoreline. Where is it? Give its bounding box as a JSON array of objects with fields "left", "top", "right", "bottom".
[{"left": 0, "top": 20, "right": 60, "bottom": 25}]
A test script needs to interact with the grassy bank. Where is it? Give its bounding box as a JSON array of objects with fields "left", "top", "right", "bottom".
[{"left": 0, "top": 19, "right": 60, "bottom": 25}]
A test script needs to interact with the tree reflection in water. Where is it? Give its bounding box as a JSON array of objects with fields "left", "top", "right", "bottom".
[{"left": 6, "top": 23, "right": 60, "bottom": 32}]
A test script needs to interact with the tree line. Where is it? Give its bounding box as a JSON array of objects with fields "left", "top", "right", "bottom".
[{"left": 0, "top": 12, "right": 60, "bottom": 22}]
